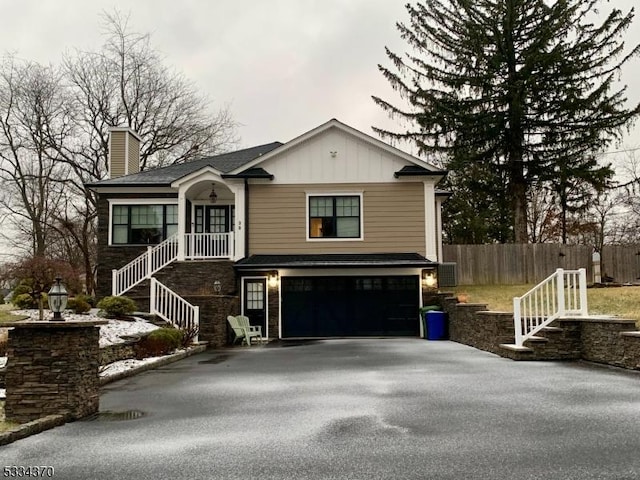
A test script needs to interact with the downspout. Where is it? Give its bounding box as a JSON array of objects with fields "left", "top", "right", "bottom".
[{"left": 244, "top": 178, "right": 250, "bottom": 256}]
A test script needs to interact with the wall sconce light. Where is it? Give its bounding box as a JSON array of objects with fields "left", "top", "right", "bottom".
[
  {"left": 213, "top": 280, "right": 222, "bottom": 294},
  {"left": 209, "top": 184, "right": 218, "bottom": 204},
  {"left": 268, "top": 271, "right": 279, "bottom": 288},
  {"left": 48, "top": 277, "right": 69, "bottom": 321},
  {"left": 422, "top": 269, "right": 437, "bottom": 288}
]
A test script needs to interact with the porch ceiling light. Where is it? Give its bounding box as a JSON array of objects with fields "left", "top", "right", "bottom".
[
  {"left": 269, "top": 271, "right": 279, "bottom": 288},
  {"left": 209, "top": 184, "right": 218, "bottom": 204},
  {"left": 48, "top": 277, "right": 68, "bottom": 321}
]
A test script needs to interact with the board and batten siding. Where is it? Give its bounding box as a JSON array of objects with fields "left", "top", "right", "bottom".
[
  {"left": 248, "top": 182, "right": 426, "bottom": 255},
  {"left": 261, "top": 127, "right": 426, "bottom": 185}
]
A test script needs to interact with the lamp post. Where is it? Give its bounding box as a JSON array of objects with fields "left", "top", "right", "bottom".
[{"left": 48, "top": 277, "right": 69, "bottom": 321}]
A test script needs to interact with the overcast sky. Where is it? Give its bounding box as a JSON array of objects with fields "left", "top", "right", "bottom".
[{"left": 1, "top": 0, "right": 639, "bottom": 161}]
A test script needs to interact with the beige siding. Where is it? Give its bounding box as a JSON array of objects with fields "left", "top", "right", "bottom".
[
  {"left": 109, "top": 131, "right": 126, "bottom": 178},
  {"left": 248, "top": 183, "right": 426, "bottom": 255},
  {"left": 128, "top": 136, "right": 140, "bottom": 174}
]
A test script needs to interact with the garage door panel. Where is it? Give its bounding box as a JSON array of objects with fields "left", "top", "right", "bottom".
[{"left": 282, "top": 276, "right": 419, "bottom": 337}]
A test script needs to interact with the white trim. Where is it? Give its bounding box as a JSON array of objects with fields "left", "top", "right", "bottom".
[
  {"left": 90, "top": 187, "right": 177, "bottom": 194},
  {"left": 108, "top": 198, "right": 179, "bottom": 246},
  {"left": 305, "top": 192, "right": 364, "bottom": 242},
  {"left": 241, "top": 276, "right": 269, "bottom": 340},
  {"left": 423, "top": 181, "right": 437, "bottom": 260},
  {"left": 109, "top": 126, "right": 142, "bottom": 141},
  {"left": 170, "top": 166, "right": 225, "bottom": 189},
  {"left": 124, "top": 131, "right": 129, "bottom": 175}
]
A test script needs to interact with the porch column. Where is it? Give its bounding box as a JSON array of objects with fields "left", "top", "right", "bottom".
[
  {"left": 177, "top": 191, "right": 187, "bottom": 261},
  {"left": 424, "top": 181, "right": 438, "bottom": 261},
  {"left": 229, "top": 182, "right": 246, "bottom": 260}
]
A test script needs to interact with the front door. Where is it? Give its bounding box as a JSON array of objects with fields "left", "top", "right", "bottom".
[
  {"left": 243, "top": 278, "right": 267, "bottom": 336},
  {"left": 194, "top": 205, "right": 234, "bottom": 233}
]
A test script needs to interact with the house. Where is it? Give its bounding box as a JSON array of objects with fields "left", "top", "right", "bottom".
[{"left": 89, "top": 119, "right": 448, "bottom": 345}]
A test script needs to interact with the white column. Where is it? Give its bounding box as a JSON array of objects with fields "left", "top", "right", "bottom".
[
  {"left": 435, "top": 197, "right": 444, "bottom": 263},
  {"left": 229, "top": 182, "right": 246, "bottom": 260},
  {"left": 424, "top": 181, "right": 437, "bottom": 261},
  {"left": 177, "top": 190, "right": 187, "bottom": 261}
]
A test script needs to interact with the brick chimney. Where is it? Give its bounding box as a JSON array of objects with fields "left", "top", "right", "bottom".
[{"left": 108, "top": 127, "right": 141, "bottom": 178}]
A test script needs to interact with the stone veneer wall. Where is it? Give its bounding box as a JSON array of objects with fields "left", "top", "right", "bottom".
[
  {"left": 4, "top": 322, "right": 103, "bottom": 424},
  {"left": 439, "top": 293, "right": 640, "bottom": 370},
  {"left": 268, "top": 282, "right": 279, "bottom": 340},
  {"left": 182, "top": 295, "right": 240, "bottom": 347}
]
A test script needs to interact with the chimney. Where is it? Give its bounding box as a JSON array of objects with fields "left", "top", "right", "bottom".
[{"left": 108, "top": 127, "right": 141, "bottom": 179}]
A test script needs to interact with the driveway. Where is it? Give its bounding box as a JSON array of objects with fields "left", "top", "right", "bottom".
[{"left": 2, "top": 339, "right": 640, "bottom": 479}]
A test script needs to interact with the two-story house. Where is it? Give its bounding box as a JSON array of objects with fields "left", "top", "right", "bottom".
[{"left": 89, "top": 119, "right": 448, "bottom": 345}]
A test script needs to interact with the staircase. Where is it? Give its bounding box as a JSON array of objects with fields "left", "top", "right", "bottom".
[
  {"left": 505, "top": 268, "right": 588, "bottom": 349},
  {"left": 110, "top": 233, "right": 235, "bottom": 341}
]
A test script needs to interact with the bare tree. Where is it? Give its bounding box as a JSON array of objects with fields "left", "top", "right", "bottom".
[
  {"left": 0, "top": 56, "right": 71, "bottom": 257},
  {"left": 50, "top": 12, "right": 239, "bottom": 294}
]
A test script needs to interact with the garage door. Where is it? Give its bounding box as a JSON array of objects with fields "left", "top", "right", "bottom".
[{"left": 281, "top": 276, "right": 420, "bottom": 337}]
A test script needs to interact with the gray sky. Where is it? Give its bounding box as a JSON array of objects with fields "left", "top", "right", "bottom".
[{"left": 1, "top": 0, "right": 639, "bottom": 159}]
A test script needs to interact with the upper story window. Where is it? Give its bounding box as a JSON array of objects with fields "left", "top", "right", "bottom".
[
  {"left": 308, "top": 195, "right": 361, "bottom": 239},
  {"left": 112, "top": 204, "right": 178, "bottom": 245}
]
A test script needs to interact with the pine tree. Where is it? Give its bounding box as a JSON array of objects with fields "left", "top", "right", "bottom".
[{"left": 373, "top": 0, "right": 640, "bottom": 243}]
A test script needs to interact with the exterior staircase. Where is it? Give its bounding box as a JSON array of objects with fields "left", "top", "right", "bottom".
[
  {"left": 110, "top": 233, "right": 236, "bottom": 342},
  {"left": 500, "top": 268, "right": 589, "bottom": 359}
]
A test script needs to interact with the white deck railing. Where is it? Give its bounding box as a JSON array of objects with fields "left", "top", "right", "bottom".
[
  {"left": 184, "top": 232, "right": 234, "bottom": 259},
  {"left": 112, "top": 234, "right": 180, "bottom": 296},
  {"left": 513, "top": 268, "right": 588, "bottom": 347},
  {"left": 150, "top": 278, "right": 199, "bottom": 342}
]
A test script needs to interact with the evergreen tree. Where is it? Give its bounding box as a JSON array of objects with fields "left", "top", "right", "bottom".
[{"left": 373, "top": 0, "right": 640, "bottom": 243}]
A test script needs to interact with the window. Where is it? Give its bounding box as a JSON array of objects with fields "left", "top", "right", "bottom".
[
  {"left": 309, "top": 195, "right": 361, "bottom": 239},
  {"left": 111, "top": 204, "right": 178, "bottom": 245}
]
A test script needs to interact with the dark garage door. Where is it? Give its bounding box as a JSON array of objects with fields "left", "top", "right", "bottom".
[{"left": 281, "top": 276, "right": 420, "bottom": 337}]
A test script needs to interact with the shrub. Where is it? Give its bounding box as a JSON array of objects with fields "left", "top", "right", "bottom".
[
  {"left": 67, "top": 298, "right": 91, "bottom": 314},
  {"left": 12, "top": 293, "right": 36, "bottom": 309},
  {"left": 76, "top": 294, "right": 96, "bottom": 308},
  {"left": 135, "top": 327, "right": 183, "bottom": 358},
  {"left": 96, "top": 296, "right": 137, "bottom": 318}
]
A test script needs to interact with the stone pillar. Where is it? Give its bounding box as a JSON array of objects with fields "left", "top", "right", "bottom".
[{"left": 2, "top": 321, "right": 106, "bottom": 424}]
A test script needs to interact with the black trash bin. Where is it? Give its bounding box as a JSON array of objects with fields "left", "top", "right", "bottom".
[{"left": 425, "top": 311, "right": 448, "bottom": 340}]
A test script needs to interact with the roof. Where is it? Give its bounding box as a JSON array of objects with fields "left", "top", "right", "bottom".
[
  {"left": 235, "top": 253, "right": 436, "bottom": 270},
  {"left": 87, "top": 142, "right": 283, "bottom": 187},
  {"left": 394, "top": 165, "right": 448, "bottom": 178}
]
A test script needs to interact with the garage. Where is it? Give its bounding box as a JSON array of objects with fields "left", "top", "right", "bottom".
[{"left": 281, "top": 276, "right": 420, "bottom": 337}]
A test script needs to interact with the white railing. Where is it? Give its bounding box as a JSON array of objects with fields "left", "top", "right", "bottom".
[
  {"left": 112, "top": 234, "right": 180, "bottom": 296},
  {"left": 184, "top": 232, "right": 234, "bottom": 259},
  {"left": 513, "top": 268, "right": 588, "bottom": 347},
  {"left": 150, "top": 277, "right": 199, "bottom": 342}
]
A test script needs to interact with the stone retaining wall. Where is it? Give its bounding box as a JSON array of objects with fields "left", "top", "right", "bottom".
[
  {"left": 3, "top": 322, "right": 104, "bottom": 424},
  {"left": 439, "top": 293, "right": 640, "bottom": 371}
]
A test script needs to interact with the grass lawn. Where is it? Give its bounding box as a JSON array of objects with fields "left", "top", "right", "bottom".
[
  {"left": 453, "top": 284, "right": 640, "bottom": 327},
  {"left": 0, "top": 303, "right": 28, "bottom": 322}
]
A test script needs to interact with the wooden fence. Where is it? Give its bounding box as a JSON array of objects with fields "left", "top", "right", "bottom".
[
  {"left": 601, "top": 245, "right": 640, "bottom": 284},
  {"left": 442, "top": 244, "right": 594, "bottom": 285}
]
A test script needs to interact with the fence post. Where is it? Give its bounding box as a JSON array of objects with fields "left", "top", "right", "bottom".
[
  {"left": 556, "top": 268, "right": 565, "bottom": 317},
  {"left": 112, "top": 269, "right": 118, "bottom": 296},
  {"left": 146, "top": 246, "right": 153, "bottom": 278},
  {"left": 149, "top": 277, "right": 157, "bottom": 315},
  {"left": 513, "top": 297, "right": 523, "bottom": 347},
  {"left": 579, "top": 268, "right": 588, "bottom": 316},
  {"left": 193, "top": 305, "right": 200, "bottom": 343}
]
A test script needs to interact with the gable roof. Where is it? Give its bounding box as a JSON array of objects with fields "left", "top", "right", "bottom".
[
  {"left": 87, "top": 142, "right": 283, "bottom": 187},
  {"left": 230, "top": 118, "right": 445, "bottom": 176}
]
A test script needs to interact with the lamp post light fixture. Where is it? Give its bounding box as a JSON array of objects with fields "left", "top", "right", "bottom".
[{"left": 48, "top": 277, "right": 69, "bottom": 321}]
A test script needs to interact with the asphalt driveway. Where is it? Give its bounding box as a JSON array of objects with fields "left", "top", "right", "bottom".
[{"left": 2, "top": 339, "right": 640, "bottom": 479}]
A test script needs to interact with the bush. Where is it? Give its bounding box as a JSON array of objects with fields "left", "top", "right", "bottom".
[
  {"left": 76, "top": 294, "right": 96, "bottom": 308},
  {"left": 67, "top": 298, "right": 91, "bottom": 314},
  {"left": 135, "top": 327, "right": 183, "bottom": 358},
  {"left": 96, "top": 296, "right": 137, "bottom": 318},
  {"left": 12, "top": 293, "right": 35, "bottom": 309}
]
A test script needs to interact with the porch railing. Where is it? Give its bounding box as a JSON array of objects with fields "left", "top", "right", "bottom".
[
  {"left": 513, "top": 268, "right": 588, "bottom": 347},
  {"left": 150, "top": 277, "right": 199, "bottom": 342},
  {"left": 112, "top": 234, "right": 180, "bottom": 296},
  {"left": 184, "top": 232, "right": 234, "bottom": 259}
]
